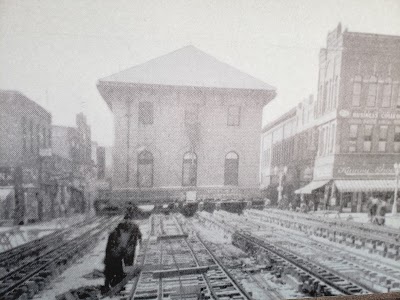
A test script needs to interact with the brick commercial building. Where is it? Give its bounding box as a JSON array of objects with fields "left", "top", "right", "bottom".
[
  {"left": 260, "top": 96, "right": 318, "bottom": 205},
  {"left": 294, "top": 24, "right": 400, "bottom": 212},
  {"left": 52, "top": 114, "right": 96, "bottom": 214},
  {"left": 0, "top": 90, "right": 53, "bottom": 223},
  {"left": 97, "top": 46, "right": 276, "bottom": 203}
]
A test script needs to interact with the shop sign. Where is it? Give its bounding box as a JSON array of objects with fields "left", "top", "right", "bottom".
[
  {"left": 339, "top": 110, "right": 400, "bottom": 120},
  {"left": 336, "top": 166, "right": 395, "bottom": 176}
]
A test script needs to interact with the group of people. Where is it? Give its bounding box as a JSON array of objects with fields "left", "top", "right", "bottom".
[
  {"left": 102, "top": 209, "right": 142, "bottom": 293},
  {"left": 367, "top": 197, "right": 387, "bottom": 226}
]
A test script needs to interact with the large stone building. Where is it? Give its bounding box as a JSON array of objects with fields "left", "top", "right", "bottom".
[
  {"left": 97, "top": 46, "right": 276, "bottom": 203},
  {"left": 0, "top": 90, "right": 53, "bottom": 223}
]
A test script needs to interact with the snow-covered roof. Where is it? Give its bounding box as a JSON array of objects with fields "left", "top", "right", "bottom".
[{"left": 98, "top": 46, "right": 275, "bottom": 91}]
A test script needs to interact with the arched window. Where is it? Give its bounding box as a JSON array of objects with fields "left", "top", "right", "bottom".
[
  {"left": 137, "top": 150, "right": 153, "bottom": 187},
  {"left": 224, "top": 152, "right": 239, "bottom": 186},
  {"left": 381, "top": 77, "right": 392, "bottom": 108},
  {"left": 182, "top": 152, "right": 197, "bottom": 186},
  {"left": 367, "top": 76, "right": 378, "bottom": 107}
]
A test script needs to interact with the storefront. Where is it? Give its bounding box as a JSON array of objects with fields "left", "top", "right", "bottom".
[{"left": 334, "top": 179, "right": 398, "bottom": 212}]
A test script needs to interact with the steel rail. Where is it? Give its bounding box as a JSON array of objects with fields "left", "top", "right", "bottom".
[{"left": 0, "top": 217, "right": 119, "bottom": 299}]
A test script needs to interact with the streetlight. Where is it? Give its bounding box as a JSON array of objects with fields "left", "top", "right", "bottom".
[
  {"left": 274, "top": 166, "right": 288, "bottom": 204},
  {"left": 393, "top": 163, "right": 400, "bottom": 215}
]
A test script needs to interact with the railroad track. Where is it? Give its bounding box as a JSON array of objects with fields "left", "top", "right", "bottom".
[
  {"left": 198, "top": 211, "right": 384, "bottom": 297},
  {"left": 244, "top": 215, "right": 400, "bottom": 292},
  {"left": 119, "top": 214, "right": 252, "bottom": 300},
  {"left": 247, "top": 209, "right": 400, "bottom": 249},
  {"left": 266, "top": 209, "right": 400, "bottom": 240},
  {"left": 0, "top": 216, "right": 101, "bottom": 278},
  {"left": 0, "top": 216, "right": 120, "bottom": 300}
]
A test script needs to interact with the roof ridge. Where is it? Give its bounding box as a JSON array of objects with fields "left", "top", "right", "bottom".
[{"left": 98, "top": 46, "right": 275, "bottom": 91}]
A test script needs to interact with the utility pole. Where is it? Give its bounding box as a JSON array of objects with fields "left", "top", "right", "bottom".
[
  {"left": 126, "top": 100, "right": 131, "bottom": 184},
  {"left": 393, "top": 163, "right": 400, "bottom": 214}
]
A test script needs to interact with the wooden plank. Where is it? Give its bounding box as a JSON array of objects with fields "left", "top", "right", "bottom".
[
  {"left": 157, "top": 234, "right": 188, "bottom": 240},
  {"left": 152, "top": 266, "right": 209, "bottom": 279}
]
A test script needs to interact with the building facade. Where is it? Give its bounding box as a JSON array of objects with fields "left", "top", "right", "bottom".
[
  {"left": 260, "top": 95, "right": 318, "bottom": 205},
  {"left": 98, "top": 46, "right": 276, "bottom": 203},
  {"left": 0, "top": 90, "right": 53, "bottom": 223},
  {"left": 52, "top": 113, "right": 96, "bottom": 214},
  {"left": 268, "top": 24, "right": 400, "bottom": 212}
]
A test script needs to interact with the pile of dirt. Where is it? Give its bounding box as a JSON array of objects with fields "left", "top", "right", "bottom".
[{"left": 56, "top": 285, "right": 102, "bottom": 300}]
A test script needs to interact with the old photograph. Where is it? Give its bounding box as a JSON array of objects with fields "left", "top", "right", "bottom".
[{"left": 0, "top": 0, "right": 400, "bottom": 299}]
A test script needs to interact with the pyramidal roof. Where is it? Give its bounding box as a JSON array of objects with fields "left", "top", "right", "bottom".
[{"left": 99, "top": 46, "right": 275, "bottom": 91}]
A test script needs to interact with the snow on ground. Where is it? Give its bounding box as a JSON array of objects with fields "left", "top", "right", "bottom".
[
  {"left": 34, "top": 232, "right": 109, "bottom": 300},
  {"left": 34, "top": 219, "right": 149, "bottom": 300},
  {"left": 0, "top": 214, "right": 88, "bottom": 252}
]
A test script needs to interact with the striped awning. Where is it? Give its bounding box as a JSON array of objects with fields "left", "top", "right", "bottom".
[
  {"left": 334, "top": 180, "right": 399, "bottom": 193},
  {"left": 295, "top": 180, "right": 330, "bottom": 194}
]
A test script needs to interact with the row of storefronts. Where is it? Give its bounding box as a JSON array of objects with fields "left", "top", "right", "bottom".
[
  {"left": 260, "top": 24, "right": 400, "bottom": 212},
  {"left": 0, "top": 90, "right": 98, "bottom": 224}
]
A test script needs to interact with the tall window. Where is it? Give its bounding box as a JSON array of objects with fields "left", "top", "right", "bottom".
[
  {"left": 227, "top": 106, "right": 240, "bottom": 126},
  {"left": 30, "top": 120, "right": 34, "bottom": 153},
  {"left": 39, "top": 126, "right": 44, "bottom": 148},
  {"left": 394, "top": 126, "right": 400, "bottom": 153},
  {"left": 182, "top": 152, "right": 197, "bottom": 186},
  {"left": 363, "top": 125, "right": 373, "bottom": 152},
  {"left": 224, "top": 152, "right": 239, "bottom": 186},
  {"left": 139, "top": 102, "right": 154, "bottom": 125},
  {"left": 22, "top": 117, "right": 27, "bottom": 152},
  {"left": 137, "top": 150, "right": 153, "bottom": 187},
  {"left": 36, "top": 124, "right": 40, "bottom": 153},
  {"left": 367, "top": 76, "right": 378, "bottom": 107},
  {"left": 323, "top": 82, "right": 328, "bottom": 112},
  {"left": 378, "top": 126, "right": 388, "bottom": 152},
  {"left": 185, "top": 106, "right": 199, "bottom": 125},
  {"left": 349, "top": 124, "right": 358, "bottom": 153},
  {"left": 42, "top": 127, "right": 47, "bottom": 147},
  {"left": 381, "top": 78, "right": 392, "bottom": 108},
  {"left": 351, "top": 76, "right": 362, "bottom": 106},
  {"left": 47, "top": 129, "right": 52, "bottom": 147},
  {"left": 332, "top": 76, "right": 338, "bottom": 108}
]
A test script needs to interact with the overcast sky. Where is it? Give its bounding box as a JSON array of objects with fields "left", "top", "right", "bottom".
[{"left": 1, "top": 0, "right": 400, "bottom": 146}]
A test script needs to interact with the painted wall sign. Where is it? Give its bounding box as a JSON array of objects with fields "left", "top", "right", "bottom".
[
  {"left": 336, "top": 166, "right": 395, "bottom": 176},
  {"left": 339, "top": 109, "right": 400, "bottom": 120}
]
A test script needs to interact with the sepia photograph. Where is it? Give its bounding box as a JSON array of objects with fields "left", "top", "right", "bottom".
[{"left": 0, "top": 0, "right": 400, "bottom": 299}]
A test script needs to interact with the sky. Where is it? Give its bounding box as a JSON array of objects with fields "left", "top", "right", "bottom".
[{"left": 1, "top": 0, "right": 400, "bottom": 146}]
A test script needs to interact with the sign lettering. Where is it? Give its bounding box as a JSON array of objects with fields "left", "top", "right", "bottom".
[{"left": 337, "top": 166, "right": 395, "bottom": 176}]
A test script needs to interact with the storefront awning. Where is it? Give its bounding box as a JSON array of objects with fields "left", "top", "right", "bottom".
[
  {"left": 295, "top": 180, "right": 330, "bottom": 194},
  {"left": 335, "top": 180, "right": 399, "bottom": 193},
  {"left": 0, "top": 188, "right": 14, "bottom": 202}
]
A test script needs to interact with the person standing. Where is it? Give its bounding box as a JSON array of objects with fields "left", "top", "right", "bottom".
[
  {"left": 103, "top": 222, "right": 132, "bottom": 291},
  {"left": 122, "top": 214, "right": 142, "bottom": 267}
]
